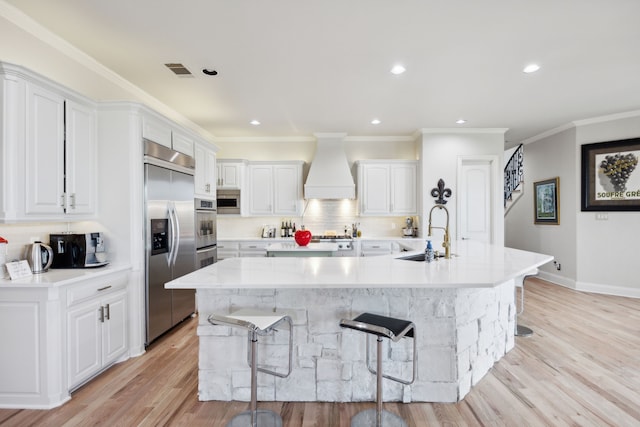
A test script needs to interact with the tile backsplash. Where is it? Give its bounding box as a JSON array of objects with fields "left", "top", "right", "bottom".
[{"left": 217, "top": 199, "right": 418, "bottom": 239}]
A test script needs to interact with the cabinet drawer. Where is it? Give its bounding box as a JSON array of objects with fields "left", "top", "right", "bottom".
[
  {"left": 67, "top": 272, "right": 127, "bottom": 307},
  {"left": 217, "top": 241, "right": 240, "bottom": 251},
  {"left": 239, "top": 242, "right": 269, "bottom": 251},
  {"left": 360, "top": 241, "right": 393, "bottom": 251}
]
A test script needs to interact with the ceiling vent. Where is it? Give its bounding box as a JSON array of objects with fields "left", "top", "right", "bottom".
[{"left": 164, "top": 63, "right": 194, "bottom": 77}]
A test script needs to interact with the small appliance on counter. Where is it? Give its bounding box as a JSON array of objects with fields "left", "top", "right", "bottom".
[
  {"left": 49, "top": 232, "right": 109, "bottom": 268},
  {"left": 262, "top": 225, "right": 277, "bottom": 238},
  {"left": 26, "top": 241, "right": 53, "bottom": 273},
  {"left": 402, "top": 217, "right": 419, "bottom": 238}
]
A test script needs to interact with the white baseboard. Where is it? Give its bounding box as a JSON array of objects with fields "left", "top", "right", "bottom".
[{"left": 537, "top": 271, "right": 640, "bottom": 298}]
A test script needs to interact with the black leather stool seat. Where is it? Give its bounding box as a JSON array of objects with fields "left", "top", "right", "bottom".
[
  {"left": 340, "top": 312, "right": 414, "bottom": 341},
  {"left": 340, "top": 312, "right": 416, "bottom": 426}
]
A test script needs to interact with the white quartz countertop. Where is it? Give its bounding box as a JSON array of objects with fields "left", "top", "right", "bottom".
[
  {"left": 0, "top": 263, "right": 131, "bottom": 288},
  {"left": 166, "top": 240, "right": 553, "bottom": 290},
  {"left": 266, "top": 242, "right": 339, "bottom": 252}
]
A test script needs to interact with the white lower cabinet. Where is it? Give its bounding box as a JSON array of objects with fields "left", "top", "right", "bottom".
[
  {"left": 359, "top": 240, "right": 401, "bottom": 257},
  {"left": 0, "top": 268, "right": 129, "bottom": 409},
  {"left": 239, "top": 241, "right": 269, "bottom": 257},
  {"left": 217, "top": 241, "right": 240, "bottom": 260},
  {"left": 66, "top": 285, "right": 127, "bottom": 390}
]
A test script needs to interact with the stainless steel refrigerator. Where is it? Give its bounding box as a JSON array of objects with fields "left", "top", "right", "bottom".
[{"left": 144, "top": 140, "right": 196, "bottom": 345}]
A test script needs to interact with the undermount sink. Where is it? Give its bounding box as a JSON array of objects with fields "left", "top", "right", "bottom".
[{"left": 396, "top": 253, "right": 449, "bottom": 262}]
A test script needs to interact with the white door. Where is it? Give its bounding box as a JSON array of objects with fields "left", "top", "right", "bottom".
[{"left": 459, "top": 160, "right": 492, "bottom": 243}]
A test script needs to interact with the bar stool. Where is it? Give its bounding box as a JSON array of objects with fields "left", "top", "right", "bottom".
[
  {"left": 208, "top": 308, "right": 293, "bottom": 427},
  {"left": 515, "top": 269, "right": 539, "bottom": 337},
  {"left": 340, "top": 313, "right": 417, "bottom": 427}
]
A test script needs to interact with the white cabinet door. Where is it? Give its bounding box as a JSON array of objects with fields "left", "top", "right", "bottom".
[
  {"left": 360, "top": 164, "right": 390, "bottom": 215},
  {"left": 65, "top": 100, "right": 96, "bottom": 215},
  {"left": 25, "top": 83, "right": 65, "bottom": 215},
  {"left": 390, "top": 163, "right": 417, "bottom": 214},
  {"left": 102, "top": 289, "right": 128, "bottom": 366},
  {"left": 67, "top": 281, "right": 128, "bottom": 389},
  {"left": 67, "top": 299, "right": 102, "bottom": 388},
  {"left": 273, "top": 164, "right": 301, "bottom": 215},
  {"left": 142, "top": 114, "right": 172, "bottom": 148},
  {"left": 195, "top": 143, "right": 216, "bottom": 198},
  {"left": 248, "top": 164, "right": 274, "bottom": 215},
  {"left": 358, "top": 161, "right": 417, "bottom": 216},
  {"left": 217, "top": 162, "right": 242, "bottom": 189},
  {"left": 171, "top": 131, "right": 194, "bottom": 156}
]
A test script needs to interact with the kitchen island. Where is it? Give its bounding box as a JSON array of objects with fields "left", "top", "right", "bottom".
[{"left": 166, "top": 240, "right": 552, "bottom": 403}]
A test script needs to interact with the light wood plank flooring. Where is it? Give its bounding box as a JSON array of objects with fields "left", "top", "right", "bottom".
[{"left": 1, "top": 278, "right": 639, "bottom": 426}]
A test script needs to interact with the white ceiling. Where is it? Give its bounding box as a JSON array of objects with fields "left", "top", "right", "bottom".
[{"left": 5, "top": 0, "right": 640, "bottom": 145}]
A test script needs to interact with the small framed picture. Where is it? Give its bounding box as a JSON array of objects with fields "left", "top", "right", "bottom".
[
  {"left": 534, "top": 177, "right": 559, "bottom": 225},
  {"left": 581, "top": 137, "right": 640, "bottom": 211}
]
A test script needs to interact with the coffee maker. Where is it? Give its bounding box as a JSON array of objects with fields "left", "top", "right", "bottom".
[{"left": 49, "top": 232, "right": 109, "bottom": 268}]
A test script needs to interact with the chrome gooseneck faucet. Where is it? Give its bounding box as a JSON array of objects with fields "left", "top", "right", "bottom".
[{"left": 427, "top": 204, "right": 451, "bottom": 259}]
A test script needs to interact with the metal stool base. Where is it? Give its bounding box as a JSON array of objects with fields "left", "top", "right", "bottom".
[
  {"left": 516, "top": 324, "right": 534, "bottom": 337},
  {"left": 226, "top": 409, "right": 283, "bottom": 427},
  {"left": 351, "top": 408, "right": 407, "bottom": 427}
]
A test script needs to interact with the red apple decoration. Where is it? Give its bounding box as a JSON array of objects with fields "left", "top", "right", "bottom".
[{"left": 294, "top": 229, "right": 312, "bottom": 246}]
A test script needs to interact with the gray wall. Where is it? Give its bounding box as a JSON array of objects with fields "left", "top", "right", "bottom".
[{"left": 505, "top": 114, "right": 640, "bottom": 297}]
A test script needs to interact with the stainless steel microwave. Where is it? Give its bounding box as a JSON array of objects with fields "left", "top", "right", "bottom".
[{"left": 216, "top": 189, "right": 241, "bottom": 214}]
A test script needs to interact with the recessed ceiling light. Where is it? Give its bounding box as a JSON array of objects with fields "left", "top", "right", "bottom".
[
  {"left": 390, "top": 64, "right": 406, "bottom": 75},
  {"left": 371, "top": 119, "right": 381, "bottom": 125},
  {"left": 250, "top": 120, "right": 260, "bottom": 126},
  {"left": 523, "top": 64, "right": 540, "bottom": 73},
  {"left": 456, "top": 119, "right": 467, "bottom": 124}
]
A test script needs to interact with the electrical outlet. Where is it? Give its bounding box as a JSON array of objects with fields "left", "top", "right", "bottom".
[
  {"left": 595, "top": 213, "right": 608, "bottom": 220},
  {"left": 391, "top": 223, "right": 396, "bottom": 229}
]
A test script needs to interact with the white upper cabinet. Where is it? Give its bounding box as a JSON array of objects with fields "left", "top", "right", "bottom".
[
  {"left": 247, "top": 161, "right": 303, "bottom": 216},
  {"left": 357, "top": 160, "right": 418, "bottom": 216},
  {"left": 142, "top": 112, "right": 194, "bottom": 156},
  {"left": 24, "top": 81, "right": 97, "bottom": 219},
  {"left": 64, "top": 100, "right": 97, "bottom": 215},
  {"left": 216, "top": 160, "right": 245, "bottom": 189},
  {"left": 194, "top": 142, "right": 217, "bottom": 198},
  {"left": 0, "top": 63, "right": 97, "bottom": 221},
  {"left": 25, "top": 83, "right": 65, "bottom": 215}
]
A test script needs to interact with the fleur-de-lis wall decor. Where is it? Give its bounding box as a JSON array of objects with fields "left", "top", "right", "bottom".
[{"left": 431, "top": 179, "right": 452, "bottom": 204}]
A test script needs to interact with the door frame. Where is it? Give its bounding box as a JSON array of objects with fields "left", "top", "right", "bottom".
[{"left": 456, "top": 155, "right": 502, "bottom": 245}]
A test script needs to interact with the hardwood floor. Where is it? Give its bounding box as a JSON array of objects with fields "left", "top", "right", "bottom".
[{"left": 1, "top": 278, "right": 639, "bottom": 426}]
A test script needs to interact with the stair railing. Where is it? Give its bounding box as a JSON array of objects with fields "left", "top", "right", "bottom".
[{"left": 504, "top": 144, "right": 524, "bottom": 207}]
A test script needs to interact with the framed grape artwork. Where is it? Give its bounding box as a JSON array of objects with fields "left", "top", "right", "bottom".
[
  {"left": 581, "top": 137, "right": 640, "bottom": 211},
  {"left": 534, "top": 177, "right": 560, "bottom": 224}
]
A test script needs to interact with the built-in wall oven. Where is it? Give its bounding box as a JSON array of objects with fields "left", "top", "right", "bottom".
[{"left": 195, "top": 198, "right": 217, "bottom": 268}]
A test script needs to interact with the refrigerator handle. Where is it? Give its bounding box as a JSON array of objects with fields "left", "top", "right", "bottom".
[{"left": 169, "top": 202, "right": 181, "bottom": 266}]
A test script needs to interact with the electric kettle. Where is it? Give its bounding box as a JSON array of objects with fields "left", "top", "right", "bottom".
[{"left": 26, "top": 241, "right": 53, "bottom": 273}]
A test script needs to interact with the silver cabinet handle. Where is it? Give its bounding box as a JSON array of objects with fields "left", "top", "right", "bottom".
[
  {"left": 60, "top": 193, "right": 66, "bottom": 208},
  {"left": 69, "top": 193, "right": 76, "bottom": 209},
  {"left": 99, "top": 306, "right": 105, "bottom": 323},
  {"left": 105, "top": 304, "right": 110, "bottom": 320},
  {"left": 97, "top": 285, "right": 112, "bottom": 292}
]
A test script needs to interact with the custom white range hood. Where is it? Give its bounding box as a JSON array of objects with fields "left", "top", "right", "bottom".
[{"left": 304, "top": 133, "right": 356, "bottom": 199}]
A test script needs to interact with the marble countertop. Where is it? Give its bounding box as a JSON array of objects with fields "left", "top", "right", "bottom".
[
  {"left": 166, "top": 240, "right": 553, "bottom": 290},
  {"left": 0, "top": 263, "right": 131, "bottom": 288},
  {"left": 266, "top": 242, "right": 339, "bottom": 252}
]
